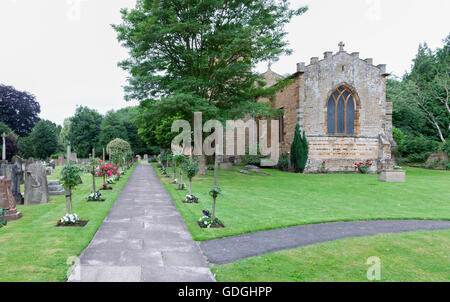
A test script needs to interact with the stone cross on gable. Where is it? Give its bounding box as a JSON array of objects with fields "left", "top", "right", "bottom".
[
  {"left": 2, "top": 132, "right": 6, "bottom": 161},
  {"left": 338, "top": 41, "right": 345, "bottom": 52}
]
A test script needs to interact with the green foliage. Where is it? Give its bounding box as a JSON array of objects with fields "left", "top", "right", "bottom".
[
  {"left": 87, "top": 158, "right": 100, "bottom": 176},
  {"left": 60, "top": 164, "right": 81, "bottom": 189},
  {"left": 0, "top": 208, "right": 7, "bottom": 228},
  {"left": 277, "top": 152, "right": 290, "bottom": 171},
  {"left": 68, "top": 106, "right": 103, "bottom": 158},
  {"left": 0, "top": 122, "right": 13, "bottom": 136},
  {"left": 388, "top": 34, "right": 449, "bottom": 144},
  {"left": 240, "top": 144, "right": 266, "bottom": 166},
  {"left": 182, "top": 157, "right": 199, "bottom": 181},
  {"left": 397, "top": 135, "right": 440, "bottom": 163},
  {"left": 442, "top": 141, "right": 450, "bottom": 156},
  {"left": 290, "top": 124, "right": 308, "bottom": 173},
  {"left": 106, "top": 138, "right": 132, "bottom": 156},
  {"left": 114, "top": 0, "right": 307, "bottom": 148},
  {"left": 173, "top": 153, "right": 186, "bottom": 166},
  {"left": 17, "top": 136, "right": 34, "bottom": 159},
  {"left": 209, "top": 186, "right": 222, "bottom": 199},
  {"left": 28, "top": 120, "right": 58, "bottom": 160}
]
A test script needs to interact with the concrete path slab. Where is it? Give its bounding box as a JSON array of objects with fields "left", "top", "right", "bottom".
[
  {"left": 200, "top": 220, "right": 450, "bottom": 265},
  {"left": 68, "top": 162, "right": 215, "bottom": 282}
]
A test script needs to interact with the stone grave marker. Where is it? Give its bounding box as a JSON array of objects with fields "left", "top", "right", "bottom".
[
  {"left": 24, "top": 161, "right": 50, "bottom": 205},
  {"left": 0, "top": 176, "right": 22, "bottom": 221},
  {"left": 57, "top": 155, "right": 66, "bottom": 165},
  {"left": 0, "top": 163, "right": 24, "bottom": 205}
]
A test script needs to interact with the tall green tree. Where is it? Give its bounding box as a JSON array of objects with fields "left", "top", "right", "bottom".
[
  {"left": 113, "top": 0, "right": 307, "bottom": 130},
  {"left": 389, "top": 35, "right": 449, "bottom": 143},
  {"left": 68, "top": 106, "right": 103, "bottom": 158},
  {"left": 99, "top": 107, "right": 153, "bottom": 155},
  {"left": 29, "top": 120, "right": 58, "bottom": 159}
]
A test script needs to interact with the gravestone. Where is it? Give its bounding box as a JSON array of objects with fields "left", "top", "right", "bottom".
[
  {"left": 220, "top": 162, "right": 234, "bottom": 170},
  {"left": 143, "top": 154, "right": 148, "bottom": 160},
  {"left": 46, "top": 166, "right": 53, "bottom": 176},
  {"left": 57, "top": 155, "right": 66, "bottom": 165},
  {"left": 48, "top": 159, "right": 56, "bottom": 169},
  {"left": 0, "top": 176, "right": 22, "bottom": 221},
  {"left": 24, "top": 162, "right": 50, "bottom": 205},
  {"left": 11, "top": 156, "right": 25, "bottom": 185},
  {"left": 48, "top": 180, "right": 65, "bottom": 196},
  {"left": 0, "top": 163, "right": 24, "bottom": 205},
  {"left": 70, "top": 153, "right": 78, "bottom": 163}
]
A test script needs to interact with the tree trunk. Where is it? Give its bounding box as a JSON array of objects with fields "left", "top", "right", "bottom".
[
  {"left": 65, "top": 186, "right": 71, "bottom": 215},
  {"left": 211, "top": 152, "right": 218, "bottom": 221},
  {"left": 189, "top": 180, "right": 192, "bottom": 196},
  {"left": 199, "top": 154, "right": 207, "bottom": 175},
  {"left": 173, "top": 162, "right": 177, "bottom": 181},
  {"left": 92, "top": 174, "right": 96, "bottom": 194},
  {"left": 69, "top": 187, "right": 73, "bottom": 214}
]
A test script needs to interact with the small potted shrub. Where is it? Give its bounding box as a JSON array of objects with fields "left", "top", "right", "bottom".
[{"left": 318, "top": 161, "right": 329, "bottom": 173}]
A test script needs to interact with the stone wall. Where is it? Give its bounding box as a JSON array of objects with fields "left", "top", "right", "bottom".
[{"left": 259, "top": 48, "right": 393, "bottom": 172}]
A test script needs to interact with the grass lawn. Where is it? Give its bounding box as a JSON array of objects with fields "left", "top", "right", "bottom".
[
  {"left": 0, "top": 164, "right": 136, "bottom": 282},
  {"left": 154, "top": 164, "right": 450, "bottom": 241},
  {"left": 211, "top": 229, "right": 450, "bottom": 282}
]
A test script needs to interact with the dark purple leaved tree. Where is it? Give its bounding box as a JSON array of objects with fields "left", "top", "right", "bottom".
[{"left": 0, "top": 84, "right": 41, "bottom": 137}]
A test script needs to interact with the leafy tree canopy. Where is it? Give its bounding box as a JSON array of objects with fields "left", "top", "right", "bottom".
[
  {"left": 68, "top": 106, "right": 103, "bottom": 158},
  {"left": 106, "top": 138, "right": 132, "bottom": 156},
  {"left": 114, "top": 0, "right": 308, "bottom": 144},
  {"left": 29, "top": 120, "right": 58, "bottom": 160},
  {"left": 0, "top": 84, "right": 41, "bottom": 137}
]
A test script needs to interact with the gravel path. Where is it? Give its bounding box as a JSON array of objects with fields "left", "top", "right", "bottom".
[{"left": 200, "top": 220, "right": 450, "bottom": 265}]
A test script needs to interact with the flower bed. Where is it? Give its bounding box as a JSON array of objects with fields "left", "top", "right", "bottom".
[
  {"left": 56, "top": 213, "right": 88, "bottom": 227},
  {"left": 198, "top": 210, "right": 225, "bottom": 228},
  {"left": 354, "top": 160, "right": 373, "bottom": 174},
  {"left": 87, "top": 191, "right": 106, "bottom": 202},
  {"left": 182, "top": 194, "right": 199, "bottom": 204}
]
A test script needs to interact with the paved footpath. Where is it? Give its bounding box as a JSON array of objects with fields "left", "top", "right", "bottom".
[
  {"left": 200, "top": 220, "right": 450, "bottom": 265},
  {"left": 69, "top": 162, "right": 215, "bottom": 282}
]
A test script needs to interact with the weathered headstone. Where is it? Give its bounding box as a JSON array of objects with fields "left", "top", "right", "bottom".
[
  {"left": 11, "top": 155, "right": 25, "bottom": 185},
  {"left": 1, "top": 132, "right": 6, "bottom": 161},
  {"left": 49, "top": 159, "right": 56, "bottom": 169},
  {"left": 24, "top": 162, "right": 50, "bottom": 205},
  {"left": 220, "top": 162, "right": 234, "bottom": 170},
  {"left": 57, "top": 155, "right": 65, "bottom": 165},
  {"left": 70, "top": 153, "right": 78, "bottom": 163},
  {"left": 144, "top": 154, "right": 148, "bottom": 160},
  {"left": 0, "top": 176, "right": 22, "bottom": 221},
  {"left": 0, "top": 163, "right": 24, "bottom": 205}
]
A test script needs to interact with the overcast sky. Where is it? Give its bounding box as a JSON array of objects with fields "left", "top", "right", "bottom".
[{"left": 0, "top": 0, "right": 449, "bottom": 125}]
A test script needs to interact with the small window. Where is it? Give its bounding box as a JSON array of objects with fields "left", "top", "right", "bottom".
[
  {"left": 279, "top": 110, "right": 285, "bottom": 143},
  {"left": 327, "top": 87, "right": 355, "bottom": 135}
]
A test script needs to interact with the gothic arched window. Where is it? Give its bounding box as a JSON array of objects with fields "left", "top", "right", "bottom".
[{"left": 327, "top": 86, "right": 355, "bottom": 135}]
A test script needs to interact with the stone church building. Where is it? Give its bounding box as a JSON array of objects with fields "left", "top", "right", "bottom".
[{"left": 260, "top": 42, "right": 394, "bottom": 172}]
